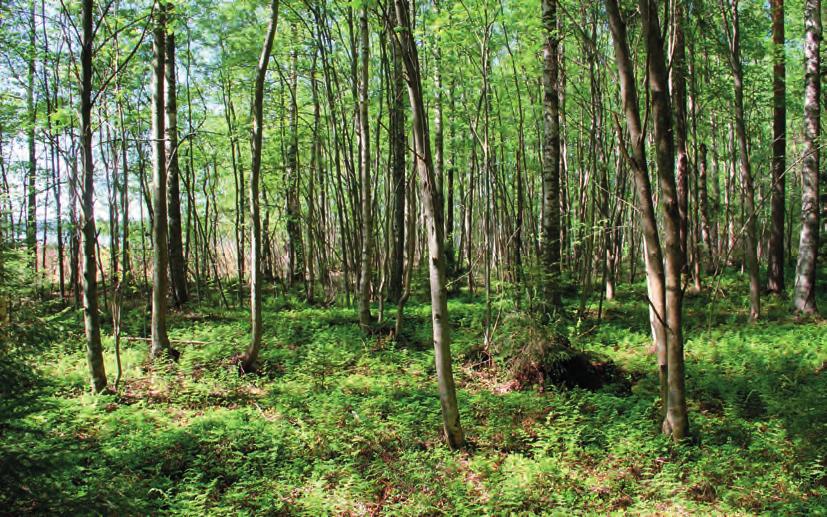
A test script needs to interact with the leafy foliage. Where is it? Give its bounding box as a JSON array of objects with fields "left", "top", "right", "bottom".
[{"left": 1, "top": 274, "right": 826, "bottom": 514}]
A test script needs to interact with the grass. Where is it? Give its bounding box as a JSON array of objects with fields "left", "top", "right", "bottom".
[{"left": 1, "top": 272, "right": 826, "bottom": 515}]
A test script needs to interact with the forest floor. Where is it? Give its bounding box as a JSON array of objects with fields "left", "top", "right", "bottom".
[{"left": 2, "top": 272, "right": 827, "bottom": 515}]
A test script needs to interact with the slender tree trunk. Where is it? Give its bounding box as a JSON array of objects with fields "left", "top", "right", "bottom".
[
  {"left": 394, "top": 162, "right": 416, "bottom": 337},
  {"left": 387, "top": 6, "right": 406, "bottom": 303},
  {"left": 242, "top": 0, "right": 279, "bottom": 372},
  {"left": 184, "top": 28, "right": 196, "bottom": 294},
  {"left": 165, "top": 6, "right": 188, "bottom": 306},
  {"left": 688, "top": 40, "right": 702, "bottom": 291},
  {"left": 726, "top": 122, "right": 737, "bottom": 261},
  {"left": 465, "top": 139, "right": 475, "bottom": 293},
  {"left": 794, "top": 0, "right": 820, "bottom": 314},
  {"left": 219, "top": 67, "right": 244, "bottom": 301},
  {"left": 606, "top": 0, "right": 669, "bottom": 424},
  {"left": 42, "top": 14, "right": 65, "bottom": 298},
  {"left": 150, "top": 3, "right": 174, "bottom": 359},
  {"left": 445, "top": 83, "right": 457, "bottom": 284},
  {"left": 722, "top": 0, "right": 761, "bottom": 319},
  {"left": 104, "top": 100, "right": 120, "bottom": 301},
  {"left": 117, "top": 94, "right": 130, "bottom": 285},
  {"left": 0, "top": 125, "right": 11, "bottom": 244},
  {"left": 671, "top": 0, "right": 689, "bottom": 270},
  {"left": 603, "top": 151, "right": 619, "bottom": 301},
  {"left": 698, "top": 144, "right": 713, "bottom": 270},
  {"left": 768, "top": 0, "right": 786, "bottom": 295},
  {"left": 307, "top": 53, "right": 320, "bottom": 304},
  {"left": 481, "top": 25, "right": 493, "bottom": 346},
  {"left": 312, "top": 5, "right": 351, "bottom": 304},
  {"left": 433, "top": 20, "right": 444, "bottom": 222},
  {"left": 558, "top": 17, "right": 569, "bottom": 269},
  {"left": 357, "top": 6, "right": 373, "bottom": 328},
  {"left": 500, "top": 18, "right": 525, "bottom": 291},
  {"left": 69, "top": 125, "right": 81, "bottom": 307},
  {"left": 285, "top": 27, "right": 304, "bottom": 288},
  {"left": 642, "top": 0, "right": 688, "bottom": 440},
  {"left": 709, "top": 115, "right": 721, "bottom": 266},
  {"left": 80, "top": 0, "right": 107, "bottom": 392},
  {"left": 111, "top": 21, "right": 131, "bottom": 285},
  {"left": 541, "top": 0, "right": 562, "bottom": 313},
  {"left": 40, "top": 154, "right": 48, "bottom": 274},
  {"left": 433, "top": 5, "right": 452, "bottom": 281},
  {"left": 26, "top": 0, "right": 37, "bottom": 269},
  {"left": 393, "top": 0, "right": 465, "bottom": 450}
]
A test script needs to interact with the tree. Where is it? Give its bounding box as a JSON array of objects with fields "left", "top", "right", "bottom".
[
  {"left": 793, "top": 0, "right": 820, "bottom": 314},
  {"left": 387, "top": 3, "right": 406, "bottom": 304},
  {"left": 392, "top": 0, "right": 465, "bottom": 450},
  {"left": 357, "top": 4, "right": 373, "bottom": 329},
  {"left": 767, "top": 0, "right": 786, "bottom": 295},
  {"left": 641, "top": 0, "right": 688, "bottom": 440},
  {"left": 285, "top": 24, "right": 304, "bottom": 289},
  {"left": 150, "top": 2, "right": 174, "bottom": 359},
  {"left": 606, "top": 0, "right": 688, "bottom": 440},
  {"left": 80, "top": 0, "right": 107, "bottom": 392},
  {"left": 698, "top": 143, "right": 714, "bottom": 270},
  {"left": 9, "top": 0, "right": 823, "bottom": 450},
  {"left": 26, "top": 0, "right": 36, "bottom": 268},
  {"left": 720, "top": 0, "right": 760, "bottom": 320},
  {"left": 605, "top": 0, "right": 668, "bottom": 419},
  {"left": 165, "top": 3, "right": 188, "bottom": 307},
  {"left": 242, "top": 0, "right": 279, "bottom": 372},
  {"left": 671, "top": 0, "right": 689, "bottom": 272},
  {"left": 541, "top": 0, "right": 562, "bottom": 313}
]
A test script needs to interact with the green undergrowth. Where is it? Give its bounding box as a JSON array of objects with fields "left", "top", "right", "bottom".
[{"left": 1, "top": 272, "right": 826, "bottom": 515}]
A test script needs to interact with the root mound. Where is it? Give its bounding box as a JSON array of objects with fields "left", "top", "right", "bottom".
[{"left": 473, "top": 312, "right": 628, "bottom": 392}]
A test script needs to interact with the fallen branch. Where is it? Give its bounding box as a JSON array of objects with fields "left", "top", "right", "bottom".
[{"left": 123, "top": 336, "right": 208, "bottom": 345}]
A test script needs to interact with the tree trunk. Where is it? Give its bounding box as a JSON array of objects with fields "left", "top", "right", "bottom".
[
  {"left": 500, "top": 19, "right": 525, "bottom": 291},
  {"left": 709, "top": 115, "right": 721, "bottom": 265},
  {"left": 642, "top": 0, "right": 688, "bottom": 440},
  {"left": 80, "top": 0, "right": 107, "bottom": 392},
  {"left": 698, "top": 144, "right": 713, "bottom": 270},
  {"left": 242, "top": 0, "right": 279, "bottom": 372},
  {"left": 285, "top": 27, "right": 304, "bottom": 288},
  {"left": 606, "top": 0, "right": 669, "bottom": 427},
  {"left": 541, "top": 0, "right": 562, "bottom": 313},
  {"left": 725, "top": 122, "right": 737, "bottom": 261},
  {"left": 768, "top": 0, "right": 786, "bottom": 295},
  {"left": 42, "top": 10, "right": 65, "bottom": 298},
  {"left": 671, "top": 0, "right": 689, "bottom": 270},
  {"left": 722, "top": 0, "right": 761, "bottom": 319},
  {"left": 150, "top": 3, "right": 174, "bottom": 360},
  {"left": 165, "top": 7, "right": 189, "bottom": 306},
  {"left": 481, "top": 26, "right": 492, "bottom": 346},
  {"left": 26, "top": 0, "right": 37, "bottom": 269},
  {"left": 70, "top": 126, "right": 81, "bottom": 307},
  {"left": 387, "top": 9, "right": 405, "bottom": 303},
  {"left": 357, "top": 6, "right": 373, "bottom": 328},
  {"left": 226, "top": 82, "right": 244, "bottom": 301},
  {"left": 794, "top": 0, "right": 820, "bottom": 314},
  {"left": 307, "top": 53, "right": 320, "bottom": 304},
  {"left": 445, "top": 83, "right": 457, "bottom": 282},
  {"left": 117, "top": 92, "right": 130, "bottom": 286},
  {"left": 0, "top": 125, "right": 10, "bottom": 244},
  {"left": 465, "top": 139, "right": 475, "bottom": 293},
  {"left": 394, "top": 159, "right": 416, "bottom": 337},
  {"left": 393, "top": 0, "right": 465, "bottom": 450}
]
